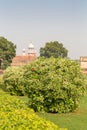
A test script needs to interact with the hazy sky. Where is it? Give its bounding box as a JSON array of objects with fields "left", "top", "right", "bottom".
[{"left": 0, "top": 0, "right": 87, "bottom": 59}]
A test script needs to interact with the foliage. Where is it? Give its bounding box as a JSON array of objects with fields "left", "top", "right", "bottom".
[
  {"left": 23, "top": 57, "right": 85, "bottom": 113},
  {"left": 3, "top": 66, "right": 25, "bottom": 96},
  {"left": 0, "top": 90, "right": 67, "bottom": 130},
  {"left": 0, "top": 76, "right": 5, "bottom": 90},
  {"left": 40, "top": 41, "right": 68, "bottom": 58},
  {"left": 0, "top": 37, "right": 16, "bottom": 69},
  {"left": 38, "top": 92, "right": 87, "bottom": 130},
  {"left": 3, "top": 57, "right": 85, "bottom": 113},
  {"left": 83, "top": 74, "right": 87, "bottom": 89},
  {"left": 0, "top": 89, "right": 27, "bottom": 111}
]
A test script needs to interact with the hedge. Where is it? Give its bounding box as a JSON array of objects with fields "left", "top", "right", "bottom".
[{"left": 0, "top": 90, "right": 67, "bottom": 130}]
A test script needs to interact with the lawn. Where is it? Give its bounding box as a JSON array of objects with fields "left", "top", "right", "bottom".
[
  {"left": 16, "top": 92, "right": 87, "bottom": 130},
  {"left": 38, "top": 93, "right": 87, "bottom": 130}
]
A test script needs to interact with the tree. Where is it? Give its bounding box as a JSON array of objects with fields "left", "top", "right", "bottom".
[
  {"left": 40, "top": 41, "right": 68, "bottom": 58},
  {"left": 0, "top": 37, "right": 16, "bottom": 69}
]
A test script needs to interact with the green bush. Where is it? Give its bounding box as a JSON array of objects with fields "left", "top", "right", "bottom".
[
  {"left": 0, "top": 90, "right": 67, "bottom": 130},
  {"left": 3, "top": 57, "right": 86, "bottom": 113},
  {"left": 23, "top": 57, "right": 85, "bottom": 113},
  {"left": 3, "top": 66, "right": 25, "bottom": 96},
  {"left": 0, "top": 76, "right": 5, "bottom": 90}
]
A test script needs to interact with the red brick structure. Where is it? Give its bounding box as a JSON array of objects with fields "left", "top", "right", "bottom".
[
  {"left": 11, "top": 43, "right": 37, "bottom": 66},
  {"left": 80, "top": 56, "right": 87, "bottom": 74}
]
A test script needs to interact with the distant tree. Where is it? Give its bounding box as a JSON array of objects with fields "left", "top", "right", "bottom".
[
  {"left": 40, "top": 41, "right": 68, "bottom": 58},
  {"left": 0, "top": 37, "right": 16, "bottom": 69}
]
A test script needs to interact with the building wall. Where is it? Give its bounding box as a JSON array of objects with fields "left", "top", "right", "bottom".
[
  {"left": 11, "top": 43, "right": 37, "bottom": 67},
  {"left": 11, "top": 54, "right": 37, "bottom": 66},
  {"left": 80, "top": 56, "right": 87, "bottom": 74}
]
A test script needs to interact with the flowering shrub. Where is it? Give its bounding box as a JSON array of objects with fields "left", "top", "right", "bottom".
[
  {"left": 0, "top": 76, "right": 5, "bottom": 90},
  {"left": 23, "top": 57, "right": 85, "bottom": 113},
  {"left": 3, "top": 57, "right": 85, "bottom": 113},
  {"left": 0, "top": 90, "right": 67, "bottom": 130},
  {"left": 3, "top": 66, "right": 25, "bottom": 95}
]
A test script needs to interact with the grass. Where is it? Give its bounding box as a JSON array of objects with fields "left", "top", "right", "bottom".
[
  {"left": 37, "top": 93, "right": 87, "bottom": 130},
  {"left": 11, "top": 92, "right": 87, "bottom": 130}
]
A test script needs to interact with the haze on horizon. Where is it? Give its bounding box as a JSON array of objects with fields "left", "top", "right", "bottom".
[{"left": 0, "top": 0, "right": 87, "bottom": 60}]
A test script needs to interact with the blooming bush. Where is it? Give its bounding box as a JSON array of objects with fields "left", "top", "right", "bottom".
[
  {"left": 3, "top": 66, "right": 25, "bottom": 95},
  {"left": 3, "top": 57, "right": 86, "bottom": 113},
  {"left": 23, "top": 57, "right": 85, "bottom": 113}
]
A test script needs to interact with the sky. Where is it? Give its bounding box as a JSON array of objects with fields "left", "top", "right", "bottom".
[{"left": 0, "top": 0, "right": 87, "bottom": 59}]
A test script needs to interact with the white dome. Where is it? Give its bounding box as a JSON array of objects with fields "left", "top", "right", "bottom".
[
  {"left": 22, "top": 48, "right": 26, "bottom": 52},
  {"left": 28, "top": 43, "right": 34, "bottom": 49}
]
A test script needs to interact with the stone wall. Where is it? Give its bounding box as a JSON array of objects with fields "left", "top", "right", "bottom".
[
  {"left": 80, "top": 56, "right": 87, "bottom": 74},
  {"left": 11, "top": 54, "right": 37, "bottom": 67}
]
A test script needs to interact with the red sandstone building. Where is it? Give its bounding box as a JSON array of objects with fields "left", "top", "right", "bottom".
[
  {"left": 11, "top": 43, "right": 37, "bottom": 66},
  {"left": 80, "top": 56, "right": 87, "bottom": 74}
]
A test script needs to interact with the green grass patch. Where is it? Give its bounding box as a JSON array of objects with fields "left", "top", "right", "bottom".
[{"left": 37, "top": 93, "right": 87, "bottom": 130}]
